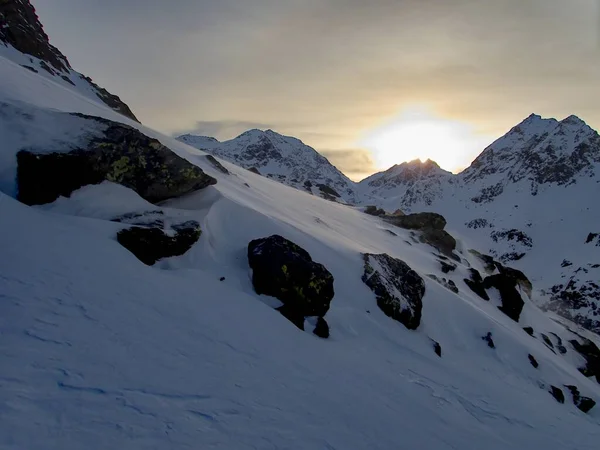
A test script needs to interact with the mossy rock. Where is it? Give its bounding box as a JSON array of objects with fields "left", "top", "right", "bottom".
[
  {"left": 117, "top": 220, "right": 201, "bottom": 265},
  {"left": 16, "top": 114, "right": 216, "bottom": 205},
  {"left": 248, "top": 235, "right": 335, "bottom": 320}
]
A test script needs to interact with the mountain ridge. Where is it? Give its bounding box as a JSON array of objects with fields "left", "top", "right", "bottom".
[{"left": 0, "top": 0, "right": 138, "bottom": 121}]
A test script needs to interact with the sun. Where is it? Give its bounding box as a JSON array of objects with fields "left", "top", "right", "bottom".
[{"left": 359, "top": 107, "right": 492, "bottom": 172}]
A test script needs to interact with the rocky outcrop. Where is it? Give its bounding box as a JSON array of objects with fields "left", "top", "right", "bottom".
[
  {"left": 482, "top": 332, "right": 495, "bottom": 348},
  {"left": 117, "top": 220, "right": 201, "bottom": 265},
  {"left": 428, "top": 274, "right": 458, "bottom": 294},
  {"left": 364, "top": 205, "right": 386, "bottom": 216},
  {"left": 570, "top": 337, "right": 600, "bottom": 384},
  {"left": 361, "top": 253, "right": 425, "bottom": 330},
  {"left": 483, "top": 273, "right": 525, "bottom": 322},
  {"left": 0, "top": 1, "right": 138, "bottom": 121},
  {"left": 204, "top": 155, "right": 229, "bottom": 174},
  {"left": 549, "top": 386, "right": 565, "bottom": 404},
  {"left": 17, "top": 114, "right": 216, "bottom": 205},
  {"left": 248, "top": 235, "right": 334, "bottom": 337},
  {"left": 463, "top": 252, "right": 530, "bottom": 321},
  {"left": 385, "top": 212, "right": 446, "bottom": 230},
  {"left": 384, "top": 212, "right": 457, "bottom": 257},
  {"left": 464, "top": 269, "right": 490, "bottom": 301},
  {"left": 528, "top": 354, "right": 539, "bottom": 368},
  {"left": 564, "top": 385, "right": 596, "bottom": 413}
]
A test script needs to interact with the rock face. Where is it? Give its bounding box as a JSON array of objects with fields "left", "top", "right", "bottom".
[
  {"left": 16, "top": 114, "right": 216, "bottom": 205},
  {"left": 117, "top": 220, "right": 202, "bottom": 265},
  {"left": 248, "top": 235, "right": 335, "bottom": 335},
  {"left": 361, "top": 253, "right": 425, "bottom": 330},
  {"left": 0, "top": 0, "right": 138, "bottom": 121}
]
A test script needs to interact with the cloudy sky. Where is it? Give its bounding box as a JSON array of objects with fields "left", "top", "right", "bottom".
[{"left": 32, "top": 0, "right": 600, "bottom": 180}]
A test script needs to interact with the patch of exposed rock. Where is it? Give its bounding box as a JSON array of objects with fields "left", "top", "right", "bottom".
[{"left": 361, "top": 253, "right": 425, "bottom": 330}]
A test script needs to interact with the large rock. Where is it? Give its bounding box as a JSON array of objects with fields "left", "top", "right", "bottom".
[
  {"left": 117, "top": 220, "right": 201, "bottom": 265},
  {"left": 248, "top": 235, "right": 335, "bottom": 325},
  {"left": 385, "top": 212, "right": 446, "bottom": 230},
  {"left": 564, "top": 385, "right": 596, "bottom": 413},
  {"left": 17, "top": 114, "right": 216, "bottom": 205},
  {"left": 464, "top": 252, "right": 530, "bottom": 322},
  {"left": 361, "top": 253, "right": 425, "bottom": 330},
  {"left": 384, "top": 212, "right": 456, "bottom": 256},
  {"left": 570, "top": 337, "right": 600, "bottom": 384},
  {"left": 483, "top": 274, "right": 525, "bottom": 322}
]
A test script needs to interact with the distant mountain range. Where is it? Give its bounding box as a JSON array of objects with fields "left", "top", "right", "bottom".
[{"left": 178, "top": 113, "right": 600, "bottom": 334}]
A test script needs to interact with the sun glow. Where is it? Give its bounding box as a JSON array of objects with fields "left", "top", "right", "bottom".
[{"left": 360, "top": 107, "right": 493, "bottom": 172}]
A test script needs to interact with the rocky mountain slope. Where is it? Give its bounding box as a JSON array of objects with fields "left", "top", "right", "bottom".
[
  {"left": 3, "top": 51, "right": 600, "bottom": 448},
  {"left": 0, "top": 0, "right": 137, "bottom": 121},
  {"left": 180, "top": 115, "right": 600, "bottom": 335},
  {"left": 360, "top": 114, "right": 600, "bottom": 334},
  {"left": 178, "top": 130, "right": 359, "bottom": 203},
  {"left": 2, "top": 6, "right": 600, "bottom": 448}
]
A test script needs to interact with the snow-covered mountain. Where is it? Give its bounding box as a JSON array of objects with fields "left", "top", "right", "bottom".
[
  {"left": 0, "top": 0, "right": 137, "bottom": 121},
  {"left": 360, "top": 114, "right": 600, "bottom": 334},
  {"left": 2, "top": 5, "right": 600, "bottom": 449},
  {"left": 178, "top": 130, "right": 359, "bottom": 203}
]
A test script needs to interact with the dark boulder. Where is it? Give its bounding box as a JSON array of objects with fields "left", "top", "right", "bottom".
[
  {"left": 385, "top": 212, "right": 446, "bottom": 230},
  {"left": 564, "top": 385, "right": 596, "bottom": 413},
  {"left": 364, "top": 205, "right": 386, "bottom": 216},
  {"left": 384, "top": 212, "right": 456, "bottom": 256},
  {"left": 432, "top": 340, "right": 442, "bottom": 357},
  {"left": 528, "top": 354, "right": 539, "bottom": 368},
  {"left": 313, "top": 317, "right": 330, "bottom": 339},
  {"left": 420, "top": 229, "right": 457, "bottom": 257},
  {"left": 549, "top": 386, "right": 565, "bottom": 404},
  {"left": 482, "top": 332, "right": 495, "bottom": 348},
  {"left": 428, "top": 274, "right": 459, "bottom": 294},
  {"left": 205, "top": 155, "right": 229, "bottom": 174},
  {"left": 523, "top": 327, "right": 534, "bottom": 336},
  {"left": 248, "top": 167, "right": 261, "bottom": 175},
  {"left": 17, "top": 115, "right": 216, "bottom": 205},
  {"left": 248, "top": 235, "right": 334, "bottom": 322},
  {"left": 117, "top": 220, "right": 201, "bottom": 265},
  {"left": 361, "top": 253, "right": 425, "bottom": 330},
  {"left": 317, "top": 184, "right": 340, "bottom": 200},
  {"left": 440, "top": 260, "right": 456, "bottom": 274},
  {"left": 541, "top": 334, "right": 554, "bottom": 349},
  {"left": 483, "top": 274, "right": 525, "bottom": 322},
  {"left": 465, "top": 269, "right": 490, "bottom": 301},
  {"left": 570, "top": 338, "right": 600, "bottom": 384}
]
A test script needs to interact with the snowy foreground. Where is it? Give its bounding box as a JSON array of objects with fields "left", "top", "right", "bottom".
[{"left": 1, "top": 55, "right": 600, "bottom": 449}]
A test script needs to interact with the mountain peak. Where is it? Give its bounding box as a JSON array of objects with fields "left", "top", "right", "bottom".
[{"left": 560, "top": 115, "right": 588, "bottom": 128}]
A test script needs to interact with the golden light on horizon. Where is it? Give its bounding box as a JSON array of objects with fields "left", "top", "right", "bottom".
[{"left": 359, "top": 107, "right": 494, "bottom": 173}]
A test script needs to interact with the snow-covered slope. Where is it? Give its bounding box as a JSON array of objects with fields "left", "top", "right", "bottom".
[
  {"left": 1, "top": 47, "right": 600, "bottom": 450},
  {"left": 360, "top": 114, "right": 600, "bottom": 334},
  {"left": 178, "top": 130, "right": 359, "bottom": 203},
  {"left": 0, "top": 0, "right": 137, "bottom": 121}
]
